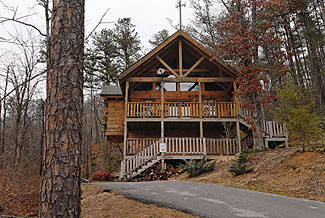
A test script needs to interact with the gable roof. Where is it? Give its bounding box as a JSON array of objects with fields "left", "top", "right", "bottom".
[
  {"left": 100, "top": 85, "right": 123, "bottom": 96},
  {"left": 118, "top": 30, "right": 238, "bottom": 82}
]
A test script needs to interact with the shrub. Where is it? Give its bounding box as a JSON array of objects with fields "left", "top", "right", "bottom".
[
  {"left": 179, "top": 156, "right": 216, "bottom": 177},
  {"left": 103, "top": 171, "right": 113, "bottom": 181},
  {"left": 91, "top": 171, "right": 113, "bottom": 181},
  {"left": 229, "top": 150, "right": 253, "bottom": 176},
  {"left": 91, "top": 172, "right": 103, "bottom": 181}
]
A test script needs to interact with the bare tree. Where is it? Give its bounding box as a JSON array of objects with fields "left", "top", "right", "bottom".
[
  {"left": 0, "top": 70, "right": 9, "bottom": 155},
  {"left": 222, "top": 122, "right": 233, "bottom": 167},
  {"left": 39, "top": 0, "right": 85, "bottom": 217}
]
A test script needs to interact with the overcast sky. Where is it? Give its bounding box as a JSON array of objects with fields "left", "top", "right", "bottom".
[
  {"left": 0, "top": 0, "right": 194, "bottom": 49},
  {"left": 86, "top": 0, "right": 193, "bottom": 47},
  {"left": 0, "top": 0, "right": 196, "bottom": 96}
]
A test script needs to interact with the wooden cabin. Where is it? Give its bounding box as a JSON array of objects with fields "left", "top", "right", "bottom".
[{"left": 100, "top": 30, "right": 288, "bottom": 180}]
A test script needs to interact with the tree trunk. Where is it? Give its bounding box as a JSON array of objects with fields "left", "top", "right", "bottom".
[
  {"left": 251, "top": 96, "right": 265, "bottom": 150},
  {"left": 1, "top": 71, "right": 9, "bottom": 154},
  {"left": 39, "top": 99, "right": 45, "bottom": 176},
  {"left": 39, "top": 0, "right": 84, "bottom": 217}
]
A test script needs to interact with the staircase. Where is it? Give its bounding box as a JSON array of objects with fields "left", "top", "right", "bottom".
[
  {"left": 238, "top": 107, "right": 288, "bottom": 149},
  {"left": 119, "top": 141, "right": 161, "bottom": 181}
]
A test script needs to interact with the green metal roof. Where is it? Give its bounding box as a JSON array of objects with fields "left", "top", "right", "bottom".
[{"left": 100, "top": 85, "right": 123, "bottom": 96}]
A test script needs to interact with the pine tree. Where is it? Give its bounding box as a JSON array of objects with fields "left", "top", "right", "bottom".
[
  {"left": 229, "top": 150, "right": 253, "bottom": 176},
  {"left": 275, "top": 82, "right": 323, "bottom": 152},
  {"left": 84, "top": 18, "right": 142, "bottom": 89},
  {"left": 39, "top": 0, "right": 84, "bottom": 216},
  {"left": 148, "top": 29, "right": 170, "bottom": 48}
]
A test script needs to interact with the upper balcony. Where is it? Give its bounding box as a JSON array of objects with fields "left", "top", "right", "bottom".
[{"left": 126, "top": 101, "right": 238, "bottom": 120}]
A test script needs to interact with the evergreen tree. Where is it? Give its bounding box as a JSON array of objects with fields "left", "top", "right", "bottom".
[
  {"left": 39, "top": 0, "right": 84, "bottom": 216},
  {"left": 148, "top": 29, "right": 170, "bottom": 48},
  {"left": 85, "top": 29, "right": 119, "bottom": 88},
  {"left": 229, "top": 150, "right": 253, "bottom": 176},
  {"left": 113, "top": 18, "right": 142, "bottom": 71},
  {"left": 274, "top": 82, "right": 323, "bottom": 152},
  {"left": 85, "top": 18, "right": 142, "bottom": 89}
]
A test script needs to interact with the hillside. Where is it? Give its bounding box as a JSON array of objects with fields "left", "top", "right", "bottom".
[{"left": 176, "top": 146, "right": 325, "bottom": 202}]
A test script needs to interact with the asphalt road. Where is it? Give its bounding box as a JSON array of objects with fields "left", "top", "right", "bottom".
[{"left": 96, "top": 181, "right": 325, "bottom": 218}]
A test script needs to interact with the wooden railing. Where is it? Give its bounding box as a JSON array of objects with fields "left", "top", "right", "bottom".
[
  {"left": 206, "top": 138, "right": 238, "bottom": 155},
  {"left": 127, "top": 138, "right": 159, "bottom": 155},
  {"left": 162, "top": 137, "right": 205, "bottom": 154},
  {"left": 202, "top": 102, "right": 237, "bottom": 118},
  {"left": 241, "top": 134, "right": 253, "bottom": 150},
  {"left": 238, "top": 106, "right": 250, "bottom": 120},
  {"left": 125, "top": 137, "right": 240, "bottom": 156},
  {"left": 121, "top": 141, "right": 160, "bottom": 179},
  {"left": 239, "top": 105, "right": 288, "bottom": 139},
  {"left": 127, "top": 102, "right": 161, "bottom": 118},
  {"left": 164, "top": 102, "right": 201, "bottom": 118},
  {"left": 263, "top": 121, "right": 287, "bottom": 138},
  {"left": 127, "top": 102, "right": 237, "bottom": 119}
]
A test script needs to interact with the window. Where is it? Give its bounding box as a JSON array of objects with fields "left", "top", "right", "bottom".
[{"left": 180, "top": 83, "right": 198, "bottom": 91}]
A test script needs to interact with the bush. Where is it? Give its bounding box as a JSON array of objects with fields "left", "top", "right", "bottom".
[
  {"left": 229, "top": 150, "right": 253, "bottom": 176},
  {"left": 179, "top": 156, "right": 216, "bottom": 177},
  {"left": 91, "top": 171, "right": 113, "bottom": 181}
]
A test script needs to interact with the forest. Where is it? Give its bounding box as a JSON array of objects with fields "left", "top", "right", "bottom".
[{"left": 0, "top": 0, "right": 324, "bottom": 217}]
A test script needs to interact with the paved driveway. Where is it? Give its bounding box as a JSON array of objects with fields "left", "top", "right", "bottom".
[{"left": 96, "top": 181, "right": 325, "bottom": 218}]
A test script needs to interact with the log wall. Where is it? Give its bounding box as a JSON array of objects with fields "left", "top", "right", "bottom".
[{"left": 103, "top": 98, "right": 125, "bottom": 140}]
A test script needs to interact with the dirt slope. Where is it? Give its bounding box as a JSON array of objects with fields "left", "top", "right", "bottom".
[
  {"left": 176, "top": 146, "right": 325, "bottom": 202},
  {"left": 81, "top": 185, "right": 198, "bottom": 218}
]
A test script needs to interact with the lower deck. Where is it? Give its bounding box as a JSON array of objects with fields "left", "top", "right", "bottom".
[
  {"left": 126, "top": 137, "right": 240, "bottom": 158},
  {"left": 119, "top": 118, "right": 288, "bottom": 180}
]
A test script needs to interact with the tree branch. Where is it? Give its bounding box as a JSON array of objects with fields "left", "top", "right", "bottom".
[{"left": 0, "top": 8, "right": 110, "bottom": 102}]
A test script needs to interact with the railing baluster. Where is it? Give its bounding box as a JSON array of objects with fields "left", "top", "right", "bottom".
[{"left": 182, "top": 138, "right": 185, "bottom": 153}]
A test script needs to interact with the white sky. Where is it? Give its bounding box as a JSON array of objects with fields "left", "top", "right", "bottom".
[
  {"left": 0, "top": 0, "right": 194, "bottom": 49},
  {"left": 0, "top": 0, "right": 195, "bottom": 97},
  {"left": 86, "top": 0, "right": 193, "bottom": 48}
]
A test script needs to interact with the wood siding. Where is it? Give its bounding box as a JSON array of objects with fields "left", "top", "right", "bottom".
[
  {"left": 103, "top": 99, "right": 125, "bottom": 137},
  {"left": 129, "top": 90, "right": 230, "bottom": 102}
]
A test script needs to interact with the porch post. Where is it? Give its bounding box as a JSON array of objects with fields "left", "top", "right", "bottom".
[
  {"left": 199, "top": 82, "right": 202, "bottom": 118},
  {"left": 161, "top": 82, "right": 165, "bottom": 169},
  {"left": 161, "top": 81, "right": 164, "bottom": 138},
  {"left": 233, "top": 81, "right": 242, "bottom": 153},
  {"left": 233, "top": 81, "right": 239, "bottom": 118},
  {"left": 236, "top": 120, "right": 241, "bottom": 153},
  {"left": 123, "top": 81, "right": 129, "bottom": 160}
]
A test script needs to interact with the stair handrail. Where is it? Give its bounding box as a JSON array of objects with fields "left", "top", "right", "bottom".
[
  {"left": 241, "top": 134, "right": 253, "bottom": 150},
  {"left": 262, "top": 120, "right": 288, "bottom": 138},
  {"left": 121, "top": 140, "right": 161, "bottom": 179}
]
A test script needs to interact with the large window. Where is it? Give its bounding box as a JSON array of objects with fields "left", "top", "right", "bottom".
[{"left": 180, "top": 82, "right": 198, "bottom": 91}]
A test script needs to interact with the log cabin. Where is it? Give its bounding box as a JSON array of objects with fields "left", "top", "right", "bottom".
[{"left": 100, "top": 30, "right": 288, "bottom": 180}]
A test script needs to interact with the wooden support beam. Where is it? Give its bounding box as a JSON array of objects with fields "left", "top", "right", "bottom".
[
  {"left": 179, "top": 39, "right": 183, "bottom": 77},
  {"left": 127, "top": 77, "right": 234, "bottom": 83},
  {"left": 199, "top": 82, "right": 202, "bottom": 118},
  {"left": 161, "top": 82, "right": 165, "bottom": 170},
  {"left": 233, "top": 81, "right": 238, "bottom": 118},
  {"left": 200, "top": 121, "right": 207, "bottom": 155},
  {"left": 161, "top": 81, "right": 164, "bottom": 117},
  {"left": 236, "top": 120, "right": 241, "bottom": 153},
  {"left": 123, "top": 81, "right": 129, "bottom": 159},
  {"left": 183, "top": 56, "right": 205, "bottom": 77},
  {"left": 156, "top": 56, "right": 179, "bottom": 78},
  {"left": 150, "top": 69, "right": 209, "bottom": 73}
]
